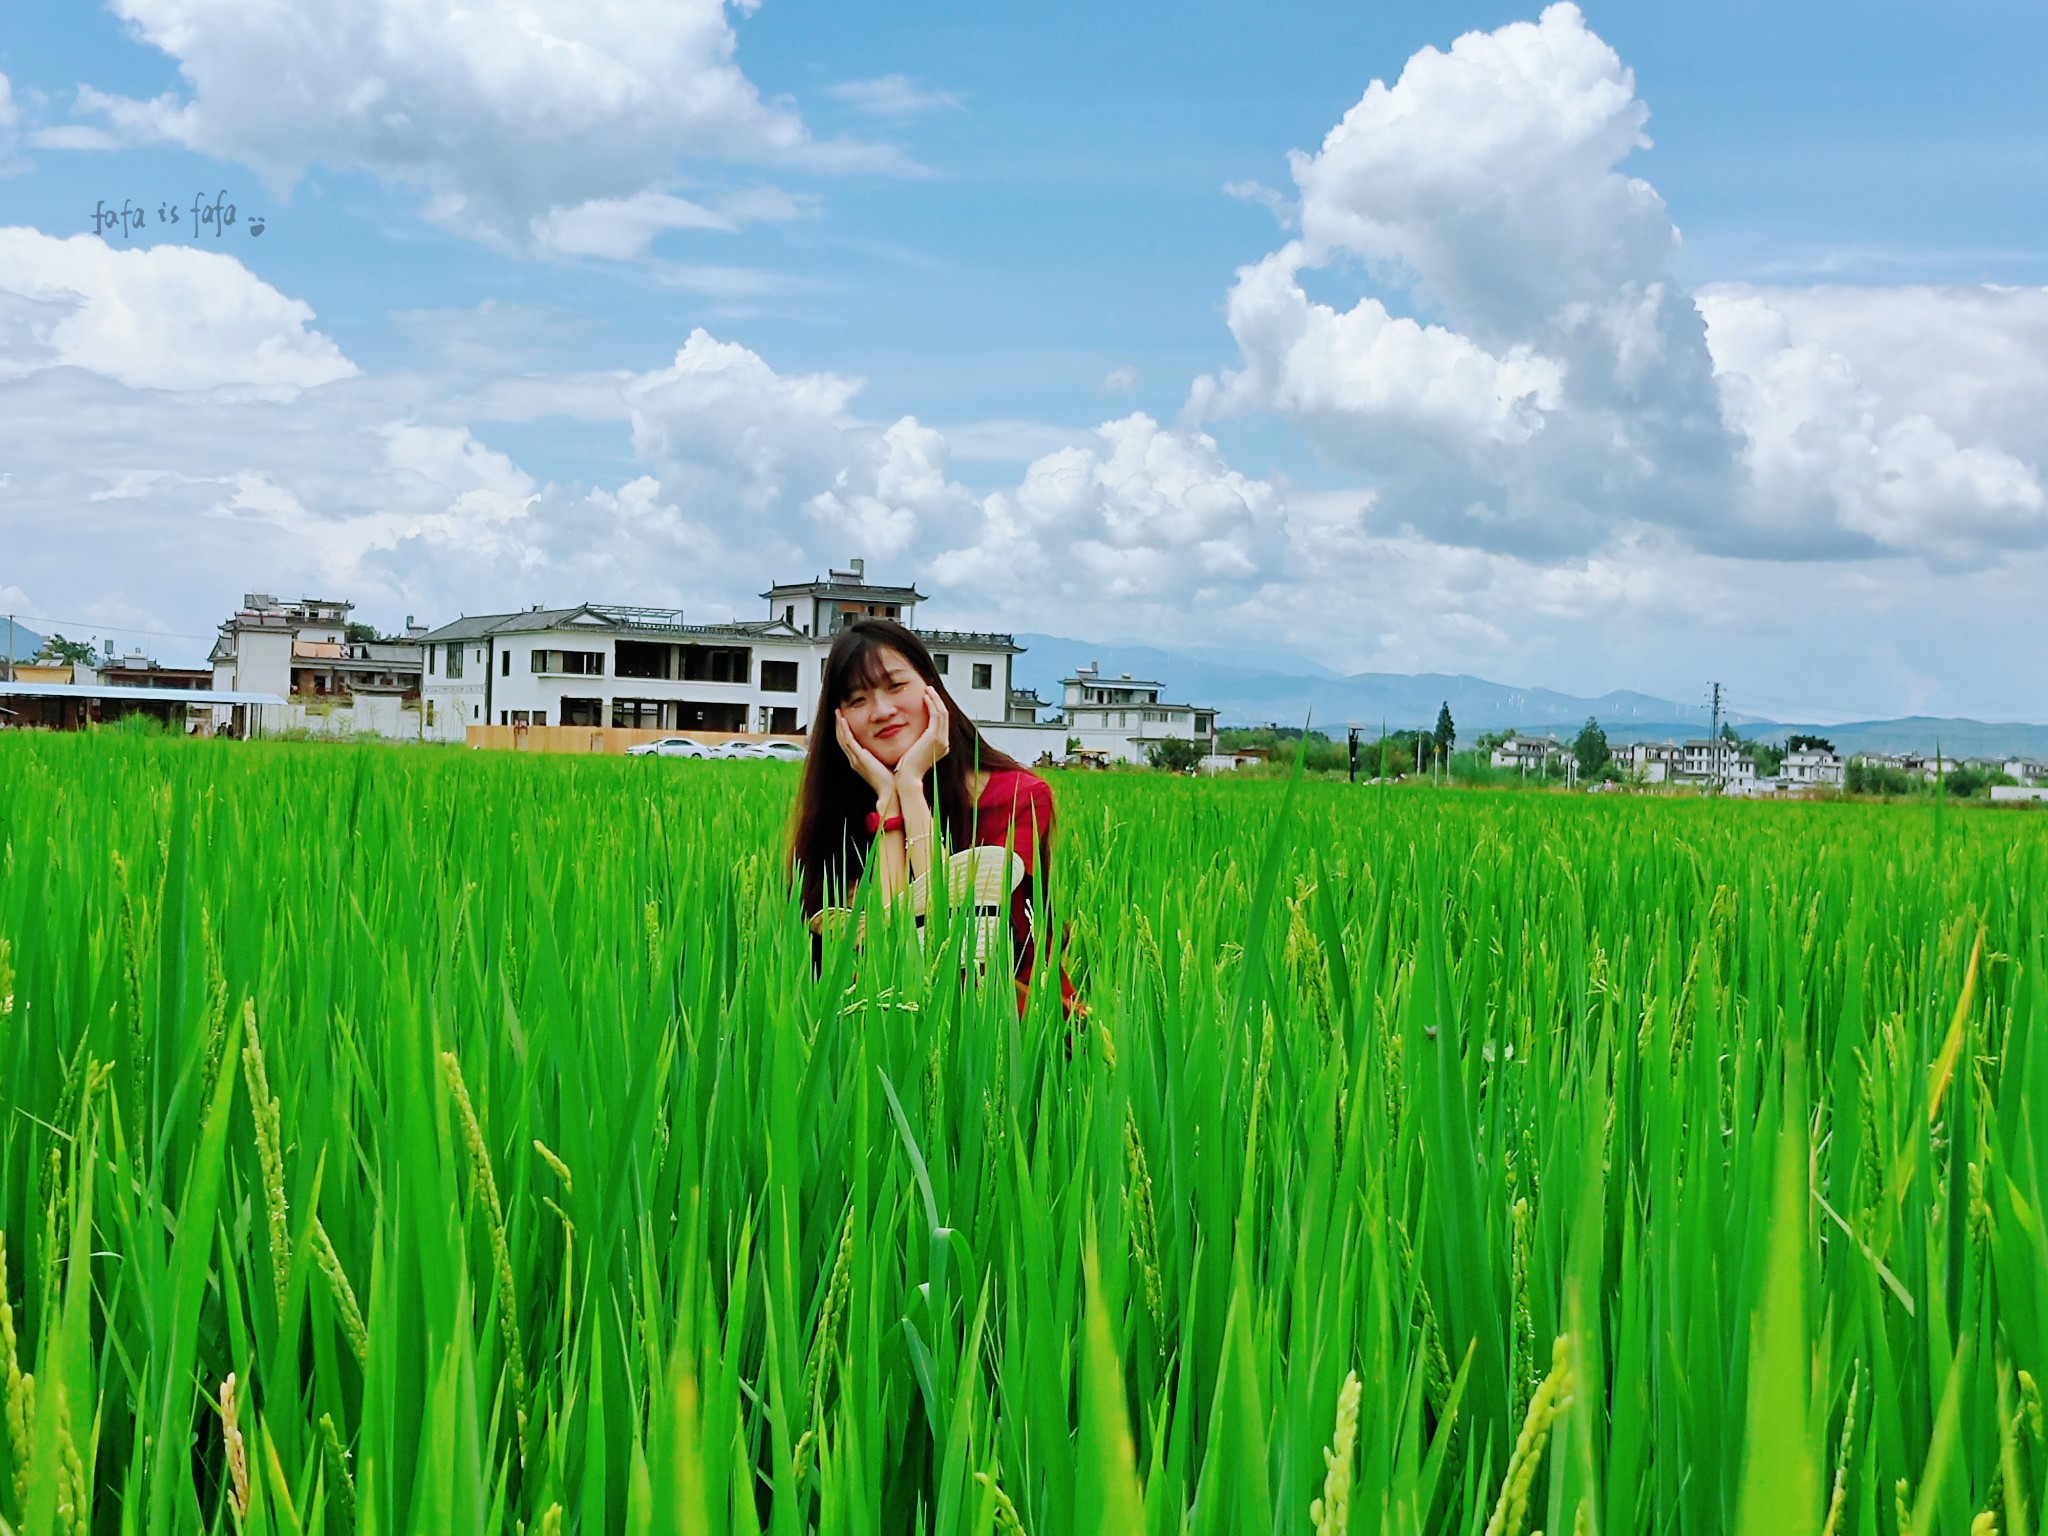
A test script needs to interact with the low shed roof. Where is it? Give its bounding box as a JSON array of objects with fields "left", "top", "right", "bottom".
[{"left": 0, "top": 682, "right": 285, "bottom": 706}]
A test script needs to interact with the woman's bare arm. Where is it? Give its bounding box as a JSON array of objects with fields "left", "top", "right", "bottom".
[
  {"left": 836, "top": 709, "right": 909, "bottom": 900},
  {"left": 892, "top": 690, "right": 951, "bottom": 887}
]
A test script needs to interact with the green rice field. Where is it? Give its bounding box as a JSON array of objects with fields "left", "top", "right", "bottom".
[{"left": 1, "top": 732, "right": 2045, "bottom": 1535}]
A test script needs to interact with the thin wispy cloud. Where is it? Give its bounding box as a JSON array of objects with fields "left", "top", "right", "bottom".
[{"left": 827, "top": 75, "right": 963, "bottom": 119}]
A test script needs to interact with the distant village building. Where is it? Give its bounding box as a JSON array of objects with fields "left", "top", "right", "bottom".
[
  {"left": 762, "top": 559, "right": 917, "bottom": 636},
  {"left": 1611, "top": 741, "right": 1681, "bottom": 783},
  {"left": 1680, "top": 739, "right": 1756, "bottom": 789},
  {"left": 97, "top": 648, "right": 213, "bottom": 691},
  {"left": 1491, "top": 734, "right": 1565, "bottom": 773},
  {"left": 1781, "top": 748, "right": 1846, "bottom": 791},
  {"left": 1057, "top": 664, "right": 1217, "bottom": 765},
  {"left": 209, "top": 594, "right": 426, "bottom": 738},
  {"left": 417, "top": 563, "right": 1071, "bottom": 756},
  {"left": 1006, "top": 687, "right": 1048, "bottom": 724},
  {"left": 0, "top": 641, "right": 276, "bottom": 734}
]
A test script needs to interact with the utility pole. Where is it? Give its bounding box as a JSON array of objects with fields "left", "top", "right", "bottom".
[
  {"left": 1348, "top": 725, "right": 1359, "bottom": 782},
  {"left": 1708, "top": 681, "right": 1725, "bottom": 795},
  {"left": 4, "top": 614, "right": 12, "bottom": 683}
]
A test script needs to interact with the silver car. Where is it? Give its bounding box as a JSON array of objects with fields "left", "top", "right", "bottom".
[
  {"left": 722, "top": 739, "right": 807, "bottom": 762},
  {"left": 624, "top": 736, "right": 713, "bottom": 759}
]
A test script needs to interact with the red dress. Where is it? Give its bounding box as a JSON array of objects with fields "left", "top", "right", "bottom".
[{"left": 969, "top": 768, "right": 1078, "bottom": 1016}]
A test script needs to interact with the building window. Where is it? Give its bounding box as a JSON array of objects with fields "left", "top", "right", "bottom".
[
  {"left": 761, "top": 660, "right": 800, "bottom": 692},
  {"left": 560, "top": 697, "right": 603, "bottom": 726},
  {"left": 972, "top": 663, "right": 992, "bottom": 690},
  {"left": 428, "top": 648, "right": 437, "bottom": 676},
  {"left": 612, "top": 698, "right": 666, "bottom": 729},
  {"left": 445, "top": 645, "right": 464, "bottom": 680},
  {"left": 886, "top": 605, "right": 898, "bottom": 617},
  {"left": 933, "top": 654, "right": 948, "bottom": 674},
  {"left": 784, "top": 605, "right": 795, "bottom": 626},
  {"left": 613, "top": 642, "right": 746, "bottom": 682},
  {"left": 472, "top": 704, "right": 479, "bottom": 720},
  {"left": 681, "top": 645, "right": 750, "bottom": 684},
  {"left": 530, "top": 648, "right": 605, "bottom": 675},
  {"left": 501, "top": 650, "right": 510, "bottom": 677},
  {"left": 499, "top": 710, "right": 508, "bottom": 725},
  {"left": 425, "top": 700, "right": 435, "bottom": 726}
]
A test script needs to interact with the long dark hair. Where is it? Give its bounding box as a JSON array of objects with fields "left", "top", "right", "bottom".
[{"left": 789, "top": 619, "right": 1022, "bottom": 916}]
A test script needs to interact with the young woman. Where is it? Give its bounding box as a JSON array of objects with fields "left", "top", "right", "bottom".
[{"left": 789, "top": 619, "right": 1074, "bottom": 1015}]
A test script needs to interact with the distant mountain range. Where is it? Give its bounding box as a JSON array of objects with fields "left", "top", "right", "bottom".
[
  {"left": 1010, "top": 633, "right": 2048, "bottom": 760},
  {"left": 4, "top": 623, "right": 45, "bottom": 663}
]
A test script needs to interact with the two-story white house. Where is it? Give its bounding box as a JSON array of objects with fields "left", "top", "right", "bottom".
[
  {"left": 417, "top": 604, "right": 806, "bottom": 741},
  {"left": 210, "top": 594, "right": 426, "bottom": 738},
  {"left": 1611, "top": 741, "right": 1682, "bottom": 783},
  {"left": 1057, "top": 664, "right": 1216, "bottom": 764},
  {"left": 418, "top": 564, "right": 1027, "bottom": 745},
  {"left": 1782, "top": 748, "right": 1846, "bottom": 791},
  {"left": 1491, "top": 734, "right": 1566, "bottom": 773},
  {"left": 1679, "top": 739, "right": 1758, "bottom": 791}
]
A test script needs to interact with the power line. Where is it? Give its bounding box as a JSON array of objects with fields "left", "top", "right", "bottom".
[{"left": 1, "top": 613, "right": 215, "bottom": 643}]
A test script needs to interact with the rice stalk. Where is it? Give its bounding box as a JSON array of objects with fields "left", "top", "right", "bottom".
[
  {"left": 319, "top": 1410, "right": 356, "bottom": 1528},
  {"left": 310, "top": 1220, "right": 369, "bottom": 1363},
  {"left": 439, "top": 1048, "right": 528, "bottom": 1444},
  {"left": 240, "top": 1000, "right": 292, "bottom": 1316},
  {"left": 219, "top": 1373, "right": 250, "bottom": 1522},
  {"left": 1484, "top": 1335, "right": 1575, "bottom": 1536},
  {"left": 1309, "top": 1369, "right": 1361, "bottom": 1536}
]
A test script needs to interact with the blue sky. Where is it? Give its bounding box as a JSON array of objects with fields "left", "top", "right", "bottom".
[{"left": 4, "top": 0, "right": 2048, "bottom": 720}]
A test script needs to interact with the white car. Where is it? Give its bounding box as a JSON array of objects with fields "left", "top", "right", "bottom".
[
  {"left": 720, "top": 739, "right": 808, "bottom": 762},
  {"left": 625, "top": 736, "right": 713, "bottom": 759}
]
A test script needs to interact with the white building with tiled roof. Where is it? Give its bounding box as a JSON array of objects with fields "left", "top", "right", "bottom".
[
  {"left": 417, "top": 562, "right": 1031, "bottom": 746},
  {"left": 209, "top": 593, "right": 426, "bottom": 737},
  {"left": 1058, "top": 664, "right": 1216, "bottom": 764}
]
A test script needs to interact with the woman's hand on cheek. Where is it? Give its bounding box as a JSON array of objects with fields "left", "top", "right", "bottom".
[
  {"left": 895, "top": 688, "right": 950, "bottom": 786},
  {"left": 836, "top": 710, "right": 897, "bottom": 803}
]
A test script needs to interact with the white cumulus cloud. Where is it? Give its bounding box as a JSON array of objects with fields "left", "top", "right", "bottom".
[
  {"left": 1195, "top": 4, "right": 1735, "bottom": 556},
  {"left": 0, "top": 228, "right": 356, "bottom": 394},
  {"left": 1194, "top": 3, "right": 2048, "bottom": 572},
  {"left": 66, "top": 0, "right": 898, "bottom": 248},
  {"left": 934, "top": 414, "right": 1294, "bottom": 631},
  {"left": 1700, "top": 283, "right": 2048, "bottom": 563}
]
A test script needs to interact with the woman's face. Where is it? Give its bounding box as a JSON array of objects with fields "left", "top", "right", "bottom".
[{"left": 838, "top": 645, "right": 929, "bottom": 769}]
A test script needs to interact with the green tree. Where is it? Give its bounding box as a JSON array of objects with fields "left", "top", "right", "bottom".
[
  {"left": 1145, "top": 736, "right": 1205, "bottom": 773},
  {"left": 1434, "top": 701, "right": 1456, "bottom": 757},
  {"left": 345, "top": 621, "right": 383, "bottom": 644},
  {"left": 1786, "top": 733, "right": 1834, "bottom": 754},
  {"left": 1573, "top": 716, "right": 1610, "bottom": 778},
  {"left": 34, "top": 633, "right": 99, "bottom": 666}
]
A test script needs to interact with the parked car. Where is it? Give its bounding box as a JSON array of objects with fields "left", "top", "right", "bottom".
[
  {"left": 624, "top": 736, "right": 712, "bottom": 759},
  {"left": 719, "top": 739, "right": 808, "bottom": 762}
]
